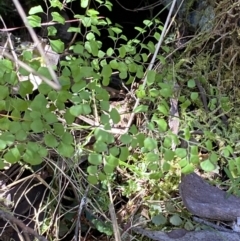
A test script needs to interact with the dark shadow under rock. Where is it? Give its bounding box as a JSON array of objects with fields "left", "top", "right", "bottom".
[{"left": 179, "top": 172, "right": 240, "bottom": 221}]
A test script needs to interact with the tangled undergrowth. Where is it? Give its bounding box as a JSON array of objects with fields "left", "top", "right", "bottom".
[{"left": 0, "top": 0, "right": 240, "bottom": 241}]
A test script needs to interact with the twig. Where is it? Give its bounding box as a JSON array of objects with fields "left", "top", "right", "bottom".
[
  {"left": 195, "top": 79, "right": 209, "bottom": 112},
  {"left": 0, "top": 209, "right": 48, "bottom": 241},
  {"left": 2, "top": 51, "right": 61, "bottom": 90},
  {"left": 125, "top": 0, "right": 178, "bottom": 133},
  {"left": 12, "top": 0, "right": 61, "bottom": 90},
  {"left": 0, "top": 19, "right": 80, "bottom": 32},
  {"left": 74, "top": 186, "right": 89, "bottom": 241},
  {"left": 0, "top": 16, "right": 19, "bottom": 69},
  {"left": 107, "top": 181, "right": 121, "bottom": 241},
  {"left": 193, "top": 216, "right": 234, "bottom": 233}
]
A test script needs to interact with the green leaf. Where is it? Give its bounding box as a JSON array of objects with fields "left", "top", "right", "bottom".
[
  {"left": 44, "top": 112, "right": 58, "bottom": 124},
  {"left": 162, "top": 161, "right": 170, "bottom": 172},
  {"left": 81, "top": 0, "right": 89, "bottom": 8},
  {"left": 64, "top": 110, "right": 75, "bottom": 125},
  {"left": 50, "top": 0, "right": 62, "bottom": 8},
  {"left": 4, "top": 147, "right": 21, "bottom": 164},
  {"left": 134, "top": 105, "right": 148, "bottom": 113},
  {"left": 134, "top": 26, "right": 146, "bottom": 34},
  {"left": 0, "top": 133, "right": 15, "bottom": 145},
  {"left": 106, "top": 155, "right": 119, "bottom": 167},
  {"left": 101, "top": 65, "right": 112, "bottom": 86},
  {"left": 87, "top": 175, "right": 98, "bottom": 184},
  {"left": 109, "top": 108, "right": 120, "bottom": 124},
  {"left": 0, "top": 86, "right": 9, "bottom": 100},
  {"left": 37, "top": 67, "right": 51, "bottom": 80},
  {"left": 11, "top": 98, "right": 28, "bottom": 111},
  {"left": 146, "top": 152, "right": 159, "bottom": 162},
  {"left": 97, "top": 172, "right": 106, "bottom": 181},
  {"left": 119, "top": 147, "right": 129, "bottom": 161},
  {"left": 15, "top": 130, "right": 28, "bottom": 141},
  {"left": 0, "top": 159, "right": 7, "bottom": 169},
  {"left": 190, "top": 146, "right": 198, "bottom": 155},
  {"left": 73, "top": 44, "right": 84, "bottom": 54},
  {"left": 107, "top": 48, "right": 114, "bottom": 56},
  {"left": 25, "top": 153, "right": 42, "bottom": 165},
  {"left": 111, "top": 27, "right": 122, "bottom": 34},
  {"left": 169, "top": 214, "right": 183, "bottom": 226},
  {"left": 156, "top": 119, "right": 168, "bottom": 132},
  {"left": 159, "top": 88, "right": 173, "bottom": 98},
  {"left": 109, "top": 147, "right": 119, "bottom": 156},
  {"left": 38, "top": 146, "right": 47, "bottom": 158},
  {"left": 109, "top": 59, "right": 118, "bottom": 69},
  {"left": 175, "top": 148, "right": 187, "bottom": 158},
  {"left": 51, "top": 12, "right": 65, "bottom": 24},
  {"left": 101, "top": 114, "right": 110, "bottom": 124},
  {"left": 0, "top": 59, "right": 13, "bottom": 73},
  {"left": 136, "top": 88, "right": 146, "bottom": 98},
  {"left": 184, "top": 221, "right": 195, "bottom": 231},
  {"left": 70, "top": 104, "right": 91, "bottom": 116},
  {"left": 104, "top": 164, "right": 114, "bottom": 174},
  {"left": 0, "top": 140, "right": 7, "bottom": 150},
  {"left": 28, "top": 5, "right": 44, "bottom": 15},
  {"left": 179, "top": 158, "right": 188, "bottom": 167},
  {"left": 100, "top": 101, "right": 110, "bottom": 111},
  {"left": 158, "top": 104, "right": 168, "bottom": 115},
  {"left": 164, "top": 149, "right": 175, "bottom": 161},
  {"left": 87, "top": 165, "right": 98, "bottom": 175},
  {"left": 147, "top": 41, "right": 155, "bottom": 53},
  {"left": 161, "top": 46, "right": 170, "bottom": 53},
  {"left": 22, "top": 50, "right": 33, "bottom": 61},
  {"left": 200, "top": 159, "right": 216, "bottom": 172},
  {"left": 44, "top": 134, "right": 58, "bottom": 147},
  {"left": 61, "top": 132, "right": 73, "bottom": 144},
  {"left": 92, "top": 219, "right": 113, "bottom": 236},
  {"left": 22, "top": 148, "right": 42, "bottom": 165},
  {"left": 181, "top": 163, "right": 194, "bottom": 174},
  {"left": 118, "top": 46, "right": 126, "bottom": 58},
  {"left": 120, "top": 134, "right": 132, "bottom": 144},
  {"left": 148, "top": 163, "right": 158, "bottom": 171},
  {"left": 180, "top": 99, "right": 191, "bottom": 110},
  {"left": 163, "top": 136, "right": 172, "bottom": 148},
  {"left": 81, "top": 16, "right": 92, "bottom": 27},
  {"left": 144, "top": 137, "right": 157, "bottom": 151},
  {"left": 30, "top": 94, "right": 48, "bottom": 111},
  {"left": 58, "top": 143, "right": 74, "bottom": 157},
  {"left": 147, "top": 70, "right": 156, "bottom": 85},
  {"left": 94, "top": 128, "right": 109, "bottom": 142},
  {"left": 87, "top": 9, "right": 99, "bottom": 16},
  {"left": 209, "top": 152, "right": 218, "bottom": 163},
  {"left": 0, "top": 118, "right": 10, "bottom": 131},
  {"left": 47, "top": 26, "right": 57, "bottom": 37},
  {"left": 18, "top": 81, "right": 34, "bottom": 97},
  {"left": 27, "top": 15, "right": 41, "bottom": 27},
  {"left": 152, "top": 214, "right": 167, "bottom": 225},
  {"left": 49, "top": 39, "right": 64, "bottom": 53},
  {"left": 31, "top": 119, "right": 44, "bottom": 133},
  {"left": 190, "top": 155, "right": 199, "bottom": 164},
  {"left": 38, "top": 83, "right": 52, "bottom": 94},
  {"left": 89, "top": 39, "right": 99, "bottom": 56},
  {"left": 191, "top": 92, "right": 198, "bottom": 101},
  {"left": 205, "top": 140, "right": 213, "bottom": 151},
  {"left": 88, "top": 153, "right": 102, "bottom": 165},
  {"left": 94, "top": 141, "right": 107, "bottom": 152},
  {"left": 154, "top": 32, "right": 161, "bottom": 41},
  {"left": 187, "top": 79, "right": 196, "bottom": 88},
  {"left": 143, "top": 19, "right": 153, "bottom": 27},
  {"left": 53, "top": 123, "right": 65, "bottom": 136}
]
